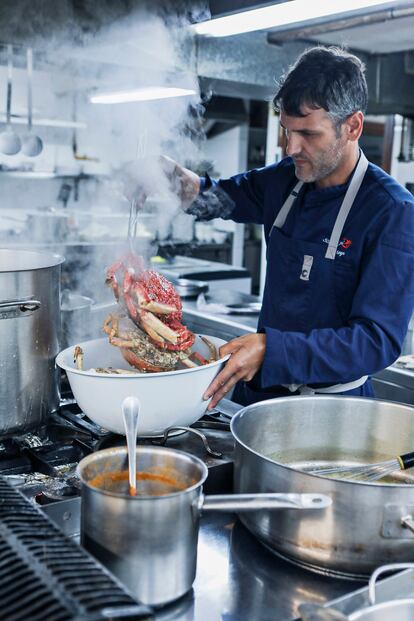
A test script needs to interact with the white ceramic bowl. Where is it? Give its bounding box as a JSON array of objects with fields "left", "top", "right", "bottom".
[{"left": 56, "top": 335, "right": 229, "bottom": 436}]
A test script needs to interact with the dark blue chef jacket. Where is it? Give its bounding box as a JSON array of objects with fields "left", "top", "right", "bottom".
[{"left": 195, "top": 155, "right": 414, "bottom": 405}]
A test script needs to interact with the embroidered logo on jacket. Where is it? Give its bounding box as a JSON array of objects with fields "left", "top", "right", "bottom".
[{"left": 322, "top": 237, "right": 352, "bottom": 257}]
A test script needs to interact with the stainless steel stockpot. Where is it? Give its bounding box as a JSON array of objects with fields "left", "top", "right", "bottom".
[
  {"left": 230, "top": 396, "right": 414, "bottom": 578},
  {"left": 77, "top": 446, "right": 330, "bottom": 607},
  {"left": 0, "top": 248, "right": 63, "bottom": 435},
  {"left": 60, "top": 290, "right": 93, "bottom": 349}
]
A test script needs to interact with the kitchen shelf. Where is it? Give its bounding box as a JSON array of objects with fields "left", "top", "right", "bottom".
[{"left": 0, "top": 170, "right": 106, "bottom": 179}]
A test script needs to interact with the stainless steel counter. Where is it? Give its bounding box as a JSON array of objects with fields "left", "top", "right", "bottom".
[
  {"left": 40, "top": 423, "right": 359, "bottom": 621},
  {"left": 159, "top": 256, "right": 252, "bottom": 295},
  {"left": 154, "top": 512, "right": 357, "bottom": 621},
  {"left": 183, "top": 291, "right": 259, "bottom": 342},
  {"left": 43, "top": 500, "right": 357, "bottom": 621},
  {"left": 372, "top": 365, "right": 414, "bottom": 405},
  {"left": 183, "top": 294, "right": 414, "bottom": 408}
]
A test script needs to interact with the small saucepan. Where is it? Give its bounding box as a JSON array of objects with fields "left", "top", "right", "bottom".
[{"left": 77, "top": 446, "right": 331, "bottom": 607}]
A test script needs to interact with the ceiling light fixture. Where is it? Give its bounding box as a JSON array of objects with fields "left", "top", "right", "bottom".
[
  {"left": 90, "top": 87, "right": 197, "bottom": 104},
  {"left": 193, "top": 0, "right": 399, "bottom": 37}
]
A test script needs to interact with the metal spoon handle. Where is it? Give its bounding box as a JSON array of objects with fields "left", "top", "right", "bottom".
[{"left": 122, "top": 396, "right": 140, "bottom": 496}]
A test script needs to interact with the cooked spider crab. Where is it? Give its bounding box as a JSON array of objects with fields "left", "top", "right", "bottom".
[{"left": 103, "top": 254, "right": 217, "bottom": 372}]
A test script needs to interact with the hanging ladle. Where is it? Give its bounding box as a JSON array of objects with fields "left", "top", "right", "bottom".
[
  {"left": 21, "top": 48, "right": 43, "bottom": 157},
  {"left": 0, "top": 44, "right": 21, "bottom": 155},
  {"left": 122, "top": 396, "right": 140, "bottom": 496}
]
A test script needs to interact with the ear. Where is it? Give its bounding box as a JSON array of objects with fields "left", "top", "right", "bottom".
[{"left": 345, "top": 111, "right": 364, "bottom": 141}]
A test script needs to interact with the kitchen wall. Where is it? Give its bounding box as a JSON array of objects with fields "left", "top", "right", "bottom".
[
  {"left": 391, "top": 115, "right": 414, "bottom": 190},
  {"left": 201, "top": 123, "right": 248, "bottom": 265}
]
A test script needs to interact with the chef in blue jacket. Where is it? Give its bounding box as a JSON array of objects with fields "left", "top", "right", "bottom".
[{"left": 164, "top": 46, "right": 414, "bottom": 409}]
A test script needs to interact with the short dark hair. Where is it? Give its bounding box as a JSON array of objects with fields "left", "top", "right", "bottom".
[{"left": 273, "top": 46, "right": 368, "bottom": 127}]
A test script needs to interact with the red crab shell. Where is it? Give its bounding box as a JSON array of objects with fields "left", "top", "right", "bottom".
[{"left": 106, "top": 254, "right": 195, "bottom": 352}]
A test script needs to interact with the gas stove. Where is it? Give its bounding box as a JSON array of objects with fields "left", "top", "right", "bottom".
[
  {"left": 3, "top": 391, "right": 410, "bottom": 621},
  {"left": 1, "top": 382, "right": 235, "bottom": 505}
]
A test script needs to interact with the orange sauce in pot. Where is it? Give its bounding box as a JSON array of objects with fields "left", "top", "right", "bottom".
[{"left": 89, "top": 469, "right": 194, "bottom": 496}]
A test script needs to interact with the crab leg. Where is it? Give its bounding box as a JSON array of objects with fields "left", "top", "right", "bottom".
[
  {"left": 73, "top": 346, "right": 84, "bottom": 370},
  {"left": 200, "top": 336, "right": 217, "bottom": 362},
  {"left": 127, "top": 283, "right": 178, "bottom": 315},
  {"left": 189, "top": 351, "right": 210, "bottom": 366},
  {"left": 103, "top": 315, "right": 150, "bottom": 348},
  {"left": 141, "top": 300, "right": 178, "bottom": 314},
  {"left": 181, "top": 357, "right": 199, "bottom": 368},
  {"left": 139, "top": 310, "right": 178, "bottom": 345}
]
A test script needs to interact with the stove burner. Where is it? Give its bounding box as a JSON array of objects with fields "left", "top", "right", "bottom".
[
  {"left": 35, "top": 477, "right": 81, "bottom": 504},
  {"left": 13, "top": 432, "right": 45, "bottom": 448},
  {"left": 0, "top": 391, "right": 233, "bottom": 503}
]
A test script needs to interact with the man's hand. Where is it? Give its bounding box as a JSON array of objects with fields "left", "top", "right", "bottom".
[
  {"left": 203, "top": 333, "right": 266, "bottom": 409},
  {"left": 160, "top": 155, "right": 200, "bottom": 209},
  {"left": 114, "top": 156, "right": 200, "bottom": 210}
]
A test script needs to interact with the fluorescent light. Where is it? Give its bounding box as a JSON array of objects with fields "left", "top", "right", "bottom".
[
  {"left": 90, "top": 87, "right": 197, "bottom": 104},
  {"left": 193, "top": 0, "right": 398, "bottom": 37}
]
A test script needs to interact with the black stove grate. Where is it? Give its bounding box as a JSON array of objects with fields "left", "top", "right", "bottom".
[{"left": 0, "top": 477, "right": 152, "bottom": 621}]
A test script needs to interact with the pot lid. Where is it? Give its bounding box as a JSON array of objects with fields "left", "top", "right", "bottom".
[{"left": 0, "top": 248, "right": 64, "bottom": 272}]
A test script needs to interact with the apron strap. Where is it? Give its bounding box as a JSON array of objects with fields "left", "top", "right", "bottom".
[
  {"left": 283, "top": 375, "right": 368, "bottom": 396},
  {"left": 271, "top": 151, "right": 369, "bottom": 258},
  {"left": 271, "top": 151, "right": 370, "bottom": 395},
  {"left": 272, "top": 180, "right": 304, "bottom": 230},
  {"left": 325, "top": 151, "right": 369, "bottom": 260}
]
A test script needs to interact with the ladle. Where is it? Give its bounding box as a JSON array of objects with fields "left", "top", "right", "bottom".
[
  {"left": 21, "top": 48, "right": 43, "bottom": 157},
  {"left": 122, "top": 396, "right": 140, "bottom": 496},
  {"left": 0, "top": 44, "right": 21, "bottom": 155}
]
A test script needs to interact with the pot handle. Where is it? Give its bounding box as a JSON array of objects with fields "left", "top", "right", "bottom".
[
  {"left": 368, "top": 563, "right": 414, "bottom": 605},
  {"left": 200, "top": 492, "right": 331, "bottom": 512},
  {"left": 211, "top": 398, "right": 243, "bottom": 419},
  {"left": 0, "top": 298, "right": 41, "bottom": 319},
  {"left": 299, "top": 603, "right": 349, "bottom": 621},
  {"left": 161, "top": 426, "right": 223, "bottom": 458}
]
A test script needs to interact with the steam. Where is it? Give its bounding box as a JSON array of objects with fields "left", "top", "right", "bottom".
[{"left": 0, "top": 1, "right": 210, "bottom": 346}]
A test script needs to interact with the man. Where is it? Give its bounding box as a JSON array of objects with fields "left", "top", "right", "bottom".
[{"left": 165, "top": 46, "right": 414, "bottom": 409}]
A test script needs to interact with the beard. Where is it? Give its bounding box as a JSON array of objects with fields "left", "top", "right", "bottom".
[{"left": 293, "top": 138, "right": 346, "bottom": 183}]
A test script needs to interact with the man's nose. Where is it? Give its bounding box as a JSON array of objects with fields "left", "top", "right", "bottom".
[{"left": 285, "top": 132, "right": 302, "bottom": 156}]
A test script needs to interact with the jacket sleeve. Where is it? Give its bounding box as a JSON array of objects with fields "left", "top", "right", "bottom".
[{"left": 260, "top": 199, "right": 414, "bottom": 387}]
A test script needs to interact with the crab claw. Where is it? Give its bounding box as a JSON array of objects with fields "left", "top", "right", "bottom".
[{"left": 105, "top": 253, "right": 196, "bottom": 357}]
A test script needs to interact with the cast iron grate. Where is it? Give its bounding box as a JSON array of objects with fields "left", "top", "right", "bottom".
[{"left": 0, "top": 477, "right": 152, "bottom": 621}]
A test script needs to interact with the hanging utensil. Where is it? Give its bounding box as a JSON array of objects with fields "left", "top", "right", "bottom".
[
  {"left": 310, "top": 450, "right": 414, "bottom": 482},
  {"left": 21, "top": 48, "right": 43, "bottom": 157},
  {"left": 0, "top": 44, "right": 21, "bottom": 155}
]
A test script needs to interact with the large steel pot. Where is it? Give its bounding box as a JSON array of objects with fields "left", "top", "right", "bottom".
[
  {"left": 77, "top": 446, "right": 330, "bottom": 606},
  {"left": 60, "top": 290, "right": 93, "bottom": 349},
  {"left": 231, "top": 396, "right": 414, "bottom": 579},
  {"left": 25, "top": 209, "right": 69, "bottom": 243},
  {"left": 0, "top": 248, "right": 63, "bottom": 435}
]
